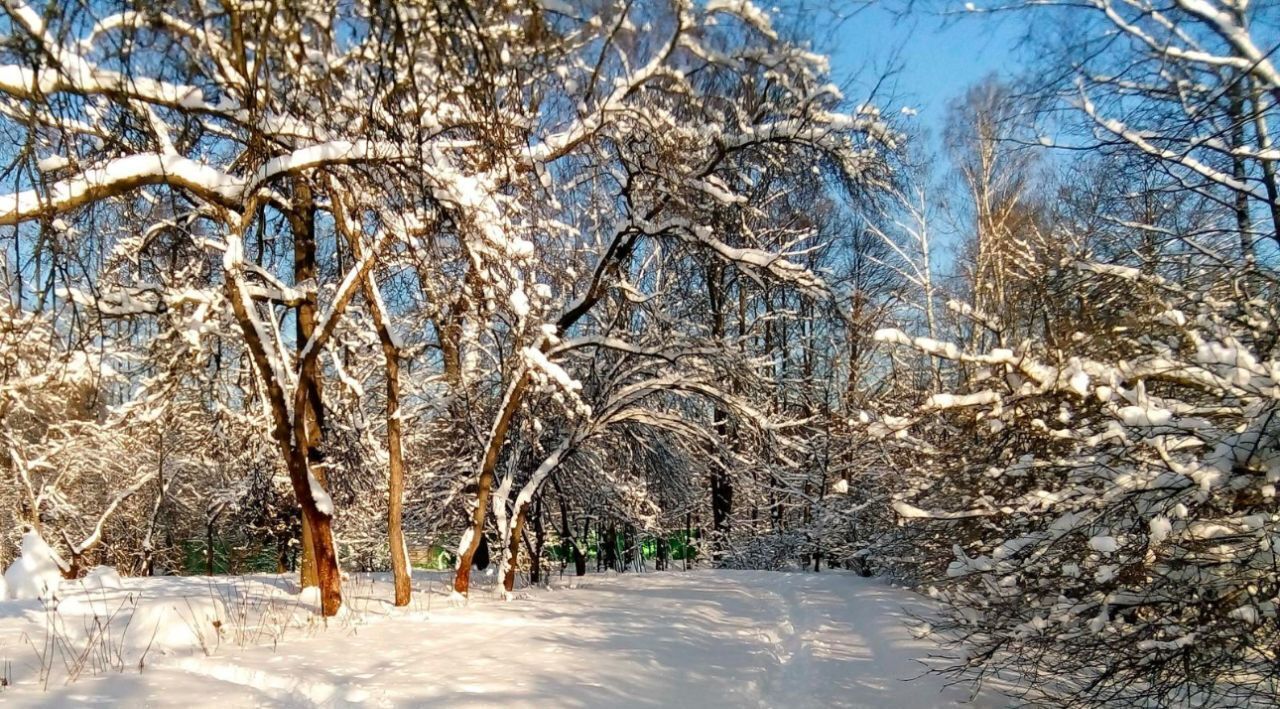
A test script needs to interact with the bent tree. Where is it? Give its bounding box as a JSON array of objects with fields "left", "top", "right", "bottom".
[{"left": 444, "top": 0, "right": 896, "bottom": 596}]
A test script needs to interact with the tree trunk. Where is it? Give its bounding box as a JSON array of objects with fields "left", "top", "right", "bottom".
[
  {"left": 288, "top": 184, "right": 328, "bottom": 590},
  {"left": 503, "top": 508, "right": 526, "bottom": 595},
  {"left": 684, "top": 513, "right": 692, "bottom": 571},
  {"left": 706, "top": 264, "right": 733, "bottom": 558},
  {"left": 1247, "top": 76, "right": 1280, "bottom": 249},
  {"left": 455, "top": 375, "right": 531, "bottom": 595},
  {"left": 206, "top": 520, "right": 215, "bottom": 576},
  {"left": 623, "top": 524, "right": 635, "bottom": 571},
  {"left": 339, "top": 204, "right": 411, "bottom": 607},
  {"left": 604, "top": 525, "right": 619, "bottom": 572},
  {"left": 224, "top": 265, "right": 343, "bottom": 616},
  {"left": 453, "top": 227, "right": 648, "bottom": 594},
  {"left": 384, "top": 342, "right": 411, "bottom": 606},
  {"left": 528, "top": 497, "right": 545, "bottom": 585},
  {"left": 1228, "top": 76, "right": 1257, "bottom": 273}
]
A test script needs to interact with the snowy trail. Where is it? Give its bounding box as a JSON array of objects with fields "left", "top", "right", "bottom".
[{"left": 0, "top": 570, "right": 1005, "bottom": 708}]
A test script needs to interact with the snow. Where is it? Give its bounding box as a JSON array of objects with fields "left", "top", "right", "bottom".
[
  {"left": 1117, "top": 405, "right": 1173, "bottom": 427},
  {"left": 0, "top": 570, "right": 1006, "bottom": 708},
  {"left": 3, "top": 531, "right": 66, "bottom": 600},
  {"left": 524, "top": 347, "right": 583, "bottom": 394},
  {"left": 538, "top": 0, "right": 576, "bottom": 15},
  {"left": 923, "top": 390, "right": 1000, "bottom": 410},
  {"left": 125, "top": 594, "right": 230, "bottom": 654},
  {"left": 1149, "top": 515, "right": 1172, "bottom": 544},
  {"left": 36, "top": 155, "right": 69, "bottom": 172},
  {"left": 1067, "top": 369, "right": 1090, "bottom": 396},
  {"left": 80, "top": 565, "right": 124, "bottom": 590},
  {"left": 1230, "top": 605, "right": 1260, "bottom": 625},
  {"left": 307, "top": 470, "right": 334, "bottom": 516},
  {"left": 707, "top": 0, "right": 777, "bottom": 41},
  {"left": 1088, "top": 535, "right": 1118, "bottom": 553},
  {"left": 510, "top": 289, "right": 530, "bottom": 318},
  {"left": 893, "top": 501, "right": 990, "bottom": 519}
]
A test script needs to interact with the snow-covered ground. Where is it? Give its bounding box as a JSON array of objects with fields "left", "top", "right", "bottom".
[{"left": 0, "top": 569, "right": 1006, "bottom": 707}]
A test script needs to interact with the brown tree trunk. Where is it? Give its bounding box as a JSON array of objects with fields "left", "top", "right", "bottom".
[
  {"left": 384, "top": 348, "right": 411, "bottom": 606},
  {"left": 288, "top": 184, "right": 327, "bottom": 590},
  {"left": 284, "top": 416, "right": 343, "bottom": 616},
  {"left": 225, "top": 267, "right": 344, "bottom": 616},
  {"left": 337, "top": 202, "right": 412, "bottom": 607},
  {"left": 622, "top": 524, "right": 635, "bottom": 571},
  {"left": 455, "top": 374, "right": 530, "bottom": 594},
  {"left": 684, "top": 513, "right": 692, "bottom": 571},
  {"left": 604, "top": 524, "right": 619, "bottom": 572},
  {"left": 206, "top": 520, "right": 215, "bottom": 576},
  {"left": 527, "top": 496, "right": 544, "bottom": 585},
  {"left": 454, "top": 226, "right": 651, "bottom": 594}
]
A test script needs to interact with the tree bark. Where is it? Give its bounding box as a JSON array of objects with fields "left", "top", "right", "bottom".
[
  {"left": 383, "top": 345, "right": 412, "bottom": 606},
  {"left": 527, "top": 496, "right": 544, "bottom": 585},
  {"left": 503, "top": 508, "right": 526, "bottom": 594},
  {"left": 454, "top": 374, "right": 530, "bottom": 594},
  {"left": 335, "top": 198, "right": 411, "bottom": 607},
  {"left": 604, "top": 524, "right": 619, "bottom": 572},
  {"left": 453, "top": 225, "right": 654, "bottom": 594},
  {"left": 288, "top": 184, "right": 328, "bottom": 590},
  {"left": 707, "top": 263, "right": 733, "bottom": 557},
  {"left": 224, "top": 257, "right": 344, "bottom": 616}
]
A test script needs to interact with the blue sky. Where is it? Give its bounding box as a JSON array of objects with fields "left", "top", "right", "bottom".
[
  {"left": 818, "top": 4, "right": 1030, "bottom": 264},
  {"left": 827, "top": 4, "right": 1026, "bottom": 150}
]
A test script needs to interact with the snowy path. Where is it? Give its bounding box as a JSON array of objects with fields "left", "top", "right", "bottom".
[{"left": 1, "top": 570, "right": 1005, "bottom": 708}]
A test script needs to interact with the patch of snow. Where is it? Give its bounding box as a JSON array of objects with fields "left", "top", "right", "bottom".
[
  {"left": 4, "top": 530, "right": 66, "bottom": 600},
  {"left": 80, "top": 565, "right": 123, "bottom": 590},
  {"left": 1148, "top": 516, "right": 1172, "bottom": 544},
  {"left": 1088, "top": 535, "right": 1118, "bottom": 553},
  {"left": 37, "top": 154, "right": 69, "bottom": 172},
  {"left": 307, "top": 470, "right": 334, "bottom": 516}
]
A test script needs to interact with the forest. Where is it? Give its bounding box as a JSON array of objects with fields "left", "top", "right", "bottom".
[{"left": 0, "top": 0, "right": 1277, "bottom": 706}]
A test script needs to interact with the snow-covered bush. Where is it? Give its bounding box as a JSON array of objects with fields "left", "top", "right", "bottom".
[
  {"left": 4, "top": 530, "right": 68, "bottom": 601},
  {"left": 720, "top": 532, "right": 811, "bottom": 571},
  {"left": 869, "top": 263, "right": 1280, "bottom": 706}
]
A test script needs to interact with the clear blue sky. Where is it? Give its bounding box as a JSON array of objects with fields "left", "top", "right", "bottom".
[{"left": 827, "top": 4, "right": 1027, "bottom": 150}]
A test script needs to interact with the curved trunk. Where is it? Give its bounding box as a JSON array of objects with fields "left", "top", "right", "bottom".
[
  {"left": 454, "top": 373, "right": 530, "bottom": 594},
  {"left": 225, "top": 254, "right": 344, "bottom": 616},
  {"left": 455, "top": 226, "right": 644, "bottom": 594}
]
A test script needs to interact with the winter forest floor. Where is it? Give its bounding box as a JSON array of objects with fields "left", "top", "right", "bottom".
[{"left": 0, "top": 569, "right": 1009, "bottom": 708}]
